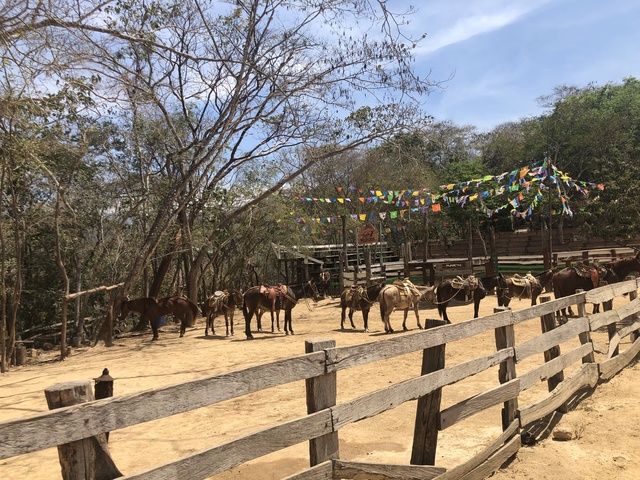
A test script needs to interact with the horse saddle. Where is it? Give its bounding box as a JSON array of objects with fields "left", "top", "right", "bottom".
[
  {"left": 393, "top": 278, "right": 420, "bottom": 305},
  {"left": 573, "top": 263, "right": 607, "bottom": 289},
  {"left": 346, "top": 285, "right": 365, "bottom": 304},
  {"left": 511, "top": 273, "right": 539, "bottom": 288},
  {"left": 260, "top": 284, "right": 295, "bottom": 309},
  {"left": 209, "top": 290, "right": 229, "bottom": 310},
  {"left": 451, "top": 275, "right": 479, "bottom": 301}
]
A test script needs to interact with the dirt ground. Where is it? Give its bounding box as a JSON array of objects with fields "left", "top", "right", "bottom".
[{"left": 1, "top": 290, "right": 639, "bottom": 480}]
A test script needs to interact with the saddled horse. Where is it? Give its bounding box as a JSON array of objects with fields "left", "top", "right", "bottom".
[
  {"left": 204, "top": 289, "right": 244, "bottom": 336},
  {"left": 378, "top": 283, "right": 436, "bottom": 333},
  {"left": 496, "top": 269, "right": 557, "bottom": 308},
  {"left": 243, "top": 280, "right": 319, "bottom": 339},
  {"left": 436, "top": 275, "right": 486, "bottom": 324},
  {"left": 553, "top": 251, "right": 640, "bottom": 320},
  {"left": 339, "top": 282, "right": 386, "bottom": 332},
  {"left": 119, "top": 294, "right": 199, "bottom": 341}
]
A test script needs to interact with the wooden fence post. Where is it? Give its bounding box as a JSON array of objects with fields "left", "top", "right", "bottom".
[
  {"left": 576, "top": 290, "right": 596, "bottom": 364},
  {"left": 539, "top": 296, "right": 567, "bottom": 413},
  {"left": 411, "top": 319, "right": 448, "bottom": 465},
  {"left": 494, "top": 306, "right": 517, "bottom": 430},
  {"left": 305, "top": 339, "right": 339, "bottom": 466},
  {"left": 630, "top": 289, "right": 639, "bottom": 342},
  {"left": 44, "top": 381, "right": 122, "bottom": 480}
]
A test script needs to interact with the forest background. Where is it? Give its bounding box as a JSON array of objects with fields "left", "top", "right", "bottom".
[{"left": 3, "top": 0, "right": 640, "bottom": 372}]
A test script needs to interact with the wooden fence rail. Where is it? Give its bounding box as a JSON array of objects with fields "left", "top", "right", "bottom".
[{"left": 1, "top": 279, "right": 639, "bottom": 479}]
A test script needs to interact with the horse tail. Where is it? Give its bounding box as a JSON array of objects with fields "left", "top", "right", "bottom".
[
  {"left": 189, "top": 298, "right": 199, "bottom": 318},
  {"left": 436, "top": 288, "right": 445, "bottom": 318}
]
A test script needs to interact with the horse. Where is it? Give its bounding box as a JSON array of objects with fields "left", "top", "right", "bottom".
[
  {"left": 204, "top": 289, "right": 244, "bottom": 336},
  {"left": 496, "top": 269, "right": 557, "bottom": 308},
  {"left": 118, "top": 294, "right": 199, "bottom": 341},
  {"left": 435, "top": 275, "right": 486, "bottom": 324},
  {"left": 242, "top": 280, "right": 319, "bottom": 339},
  {"left": 378, "top": 283, "right": 436, "bottom": 333},
  {"left": 315, "top": 269, "right": 332, "bottom": 298},
  {"left": 339, "top": 282, "right": 386, "bottom": 332},
  {"left": 553, "top": 251, "right": 640, "bottom": 321}
]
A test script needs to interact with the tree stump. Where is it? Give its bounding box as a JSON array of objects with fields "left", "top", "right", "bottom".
[{"left": 44, "top": 381, "right": 122, "bottom": 480}]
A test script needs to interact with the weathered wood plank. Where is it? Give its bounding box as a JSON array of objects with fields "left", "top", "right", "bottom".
[
  {"left": 332, "top": 349, "right": 513, "bottom": 430},
  {"left": 608, "top": 318, "right": 640, "bottom": 358},
  {"left": 333, "top": 460, "right": 446, "bottom": 480},
  {"left": 519, "top": 343, "right": 594, "bottom": 392},
  {"left": 459, "top": 434, "right": 521, "bottom": 480},
  {"left": 589, "top": 309, "right": 620, "bottom": 331},
  {"left": 411, "top": 321, "right": 446, "bottom": 466},
  {"left": 514, "top": 317, "right": 589, "bottom": 362},
  {"left": 589, "top": 299, "right": 640, "bottom": 330},
  {"left": 599, "top": 338, "right": 640, "bottom": 380},
  {"left": 305, "top": 339, "right": 339, "bottom": 466},
  {"left": 326, "top": 311, "right": 513, "bottom": 372},
  {"left": 439, "top": 380, "right": 520, "bottom": 430},
  {"left": 121, "top": 410, "right": 333, "bottom": 480},
  {"left": 584, "top": 279, "right": 638, "bottom": 304},
  {"left": 432, "top": 419, "right": 519, "bottom": 480},
  {"left": 282, "top": 460, "right": 334, "bottom": 480},
  {"left": 509, "top": 293, "right": 584, "bottom": 324},
  {"left": 519, "top": 363, "right": 599, "bottom": 427},
  {"left": 0, "top": 352, "right": 326, "bottom": 460}
]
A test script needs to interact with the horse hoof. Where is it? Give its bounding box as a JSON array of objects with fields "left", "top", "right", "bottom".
[
  {"left": 152, "top": 337, "right": 158, "bottom": 341},
  {"left": 403, "top": 326, "right": 409, "bottom": 331},
  {"left": 291, "top": 331, "right": 295, "bottom": 335}
]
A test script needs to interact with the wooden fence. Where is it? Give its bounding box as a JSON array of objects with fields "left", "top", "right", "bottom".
[{"left": 1, "top": 279, "right": 639, "bottom": 479}]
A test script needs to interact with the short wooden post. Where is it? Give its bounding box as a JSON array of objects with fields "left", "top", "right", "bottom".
[
  {"left": 630, "top": 289, "right": 639, "bottom": 342},
  {"left": 305, "top": 339, "right": 339, "bottom": 466},
  {"left": 494, "top": 306, "right": 517, "bottom": 430},
  {"left": 44, "top": 381, "right": 122, "bottom": 480},
  {"left": 576, "top": 290, "right": 596, "bottom": 364},
  {"left": 411, "top": 319, "right": 447, "bottom": 465},
  {"left": 539, "top": 296, "right": 567, "bottom": 412}
]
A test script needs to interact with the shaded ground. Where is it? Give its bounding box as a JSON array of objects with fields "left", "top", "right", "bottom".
[{"left": 1, "top": 292, "right": 638, "bottom": 479}]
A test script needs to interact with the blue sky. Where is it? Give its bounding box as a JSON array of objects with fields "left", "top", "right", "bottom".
[{"left": 400, "top": 0, "right": 640, "bottom": 132}]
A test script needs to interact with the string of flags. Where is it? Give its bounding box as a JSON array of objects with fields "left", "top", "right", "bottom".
[{"left": 281, "top": 158, "right": 604, "bottom": 234}]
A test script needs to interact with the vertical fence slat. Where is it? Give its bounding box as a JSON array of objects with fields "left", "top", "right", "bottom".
[
  {"left": 494, "top": 306, "right": 518, "bottom": 430},
  {"left": 539, "top": 295, "right": 567, "bottom": 413},
  {"left": 411, "top": 319, "right": 447, "bottom": 465},
  {"left": 305, "top": 339, "right": 339, "bottom": 466},
  {"left": 44, "top": 381, "right": 122, "bottom": 480},
  {"left": 576, "top": 290, "right": 596, "bottom": 364}
]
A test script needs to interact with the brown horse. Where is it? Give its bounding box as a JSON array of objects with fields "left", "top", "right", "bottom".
[
  {"left": 119, "top": 294, "right": 199, "bottom": 341},
  {"left": 553, "top": 251, "right": 640, "bottom": 320},
  {"left": 204, "top": 289, "right": 244, "bottom": 337},
  {"left": 242, "top": 281, "right": 319, "bottom": 339},
  {"left": 436, "top": 276, "right": 486, "bottom": 324},
  {"left": 496, "top": 269, "right": 557, "bottom": 308},
  {"left": 339, "top": 282, "right": 386, "bottom": 332},
  {"left": 378, "top": 283, "right": 436, "bottom": 333}
]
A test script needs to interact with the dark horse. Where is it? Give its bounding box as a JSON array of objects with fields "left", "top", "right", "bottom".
[
  {"left": 496, "top": 269, "right": 557, "bottom": 308},
  {"left": 119, "top": 294, "right": 199, "bottom": 341},
  {"left": 204, "top": 289, "right": 244, "bottom": 336},
  {"left": 339, "top": 282, "right": 386, "bottom": 332},
  {"left": 436, "top": 276, "right": 486, "bottom": 324},
  {"left": 553, "top": 251, "right": 640, "bottom": 320},
  {"left": 242, "top": 281, "right": 319, "bottom": 339}
]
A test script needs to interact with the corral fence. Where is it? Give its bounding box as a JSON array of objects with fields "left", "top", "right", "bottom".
[{"left": 1, "top": 279, "right": 639, "bottom": 479}]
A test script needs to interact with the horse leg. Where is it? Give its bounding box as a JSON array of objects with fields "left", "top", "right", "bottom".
[
  {"left": 340, "top": 306, "right": 347, "bottom": 330},
  {"left": 282, "top": 307, "right": 293, "bottom": 335},
  {"left": 362, "top": 308, "right": 369, "bottom": 332},
  {"left": 179, "top": 314, "right": 186, "bottom": 337},
  {"left": 150, "top": 316, "right": 159, "bottom": 341},
  {"left": 244, "top": 308, "right": 255, "bottom": 340},
  {"left": 414, "top": 305, "right": 422, "bottom": 329},
  {"left": 402, "top": 309, "right": 409, "bottom": 331},
  {"left": 349, "top": 309, "right": 356, "bottom": 329}
]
